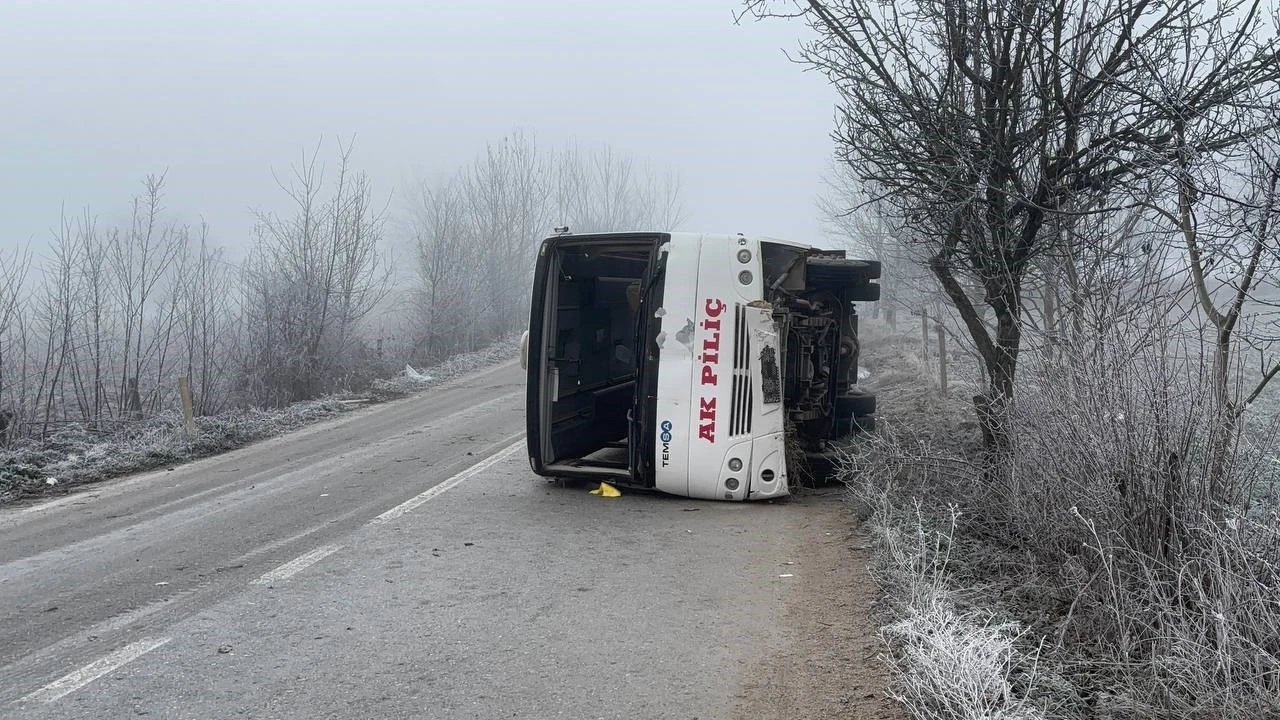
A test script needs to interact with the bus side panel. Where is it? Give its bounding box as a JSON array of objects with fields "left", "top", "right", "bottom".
[{"left": 652, "top": 238, "right": 701, "bottom": 497}]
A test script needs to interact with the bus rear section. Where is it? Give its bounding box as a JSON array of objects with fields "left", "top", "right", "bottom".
[{"left": 524, "top": 232, "right": 665, "bottom": 485}]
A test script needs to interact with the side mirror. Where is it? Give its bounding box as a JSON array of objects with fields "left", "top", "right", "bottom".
[{"left": 520, "top": 330, "right": 530, "bottom": 370}]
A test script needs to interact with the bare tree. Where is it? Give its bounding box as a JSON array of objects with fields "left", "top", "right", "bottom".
[
  {"left": 69, "top": 210, "right": 117, "bottom": 424},
  {"left": 405, "top": 134, "right": 687, "bottom": 363},
  {"left": 244, "top": 139, "right": 391, "bottom": 403},
  {"left": 410, "top": 173, "right": 480, "bottom": 361},
  {"left": 551, "top": 141, "right": 687, "bottom": 232},
  {"left": 0, "top": 245, "right": 31, "bottom": 438},
  {"left": 462, "top": 131, "right": 548, "bottom": 341},
  {"left": 746, "top": 0, "right": 1280, "bottom": 450},
  {"left": 34, "top": 223, "right": 80, "bottom": 433},
  {"left": 109, "top": 174, "right": 184, "bottom": 416},
  {"left": 637, "top": 167, "right": 687, "bottom": 230},
  {"left": 820, "top": 166, "right": 932, "bottom": 325},
  {"left": 1149, "top": 134, "right": 1280, "bottom": 501},
  {"left": 175, "top": 223, "right": 234, "bottom": 414}
]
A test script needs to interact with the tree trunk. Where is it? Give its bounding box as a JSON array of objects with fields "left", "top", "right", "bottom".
[
  {"left": 1205, "top": 333, "right": 1238, "bottom": 511},
  {"left": 979, "top": 292, "right": 1022, "bottom": 454},
  {"left": 929, "top": 255, "right": 1022, "bottom": 455}
]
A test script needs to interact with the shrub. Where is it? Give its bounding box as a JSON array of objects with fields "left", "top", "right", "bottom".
[{"left": 843, "top": 320, "right": 1280, "bottom": 720}]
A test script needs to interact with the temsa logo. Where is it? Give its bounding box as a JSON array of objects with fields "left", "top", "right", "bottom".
[
  {"left": 698, "top": 298, "right": 725, "bottom": 443},
  {"left": 660, "top": 420, "right": 673, "bottom": 467}
]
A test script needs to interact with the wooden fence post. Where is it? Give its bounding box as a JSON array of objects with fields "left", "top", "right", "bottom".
[
  {"left": 179, "top": 376, "right": 196, "bottom": 437},
  {"left": 936, "top": 321, "right": 948, "bottom": 397},
  {"left": 920, "top": 309, "right": 930, "bottom": 364}
]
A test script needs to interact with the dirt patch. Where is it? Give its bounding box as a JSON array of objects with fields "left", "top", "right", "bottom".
[{"left": 734, "top": 496, "right": 903, "bottom": 720}]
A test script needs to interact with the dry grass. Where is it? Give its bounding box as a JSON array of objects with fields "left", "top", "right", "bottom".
[
  {"left": 866, "top": 501, "right": 1051, "bottom": 720},
  {"left": 841, "top": 319, "right": 1280, "bottom": 720}
]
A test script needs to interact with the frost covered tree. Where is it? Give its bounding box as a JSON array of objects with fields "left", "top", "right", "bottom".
[
  {"left": 462, "top": 131, "right": 549, "bottom": 342},
  {"left": 410, "top": 173, "right": 480, "bottom": 361},
  {"left": 108, "top": 175, "right": 185, "bottom": 415},
  {"left": 407, "top": 134, "right": 686, "bottom": 361},
  {"left": 747, "top": 0, "right": 1280, "bottom": 450},
  {"left": 243, "top": 140, "right": 391, "bottom": 404},
  {"left": 0, "top": 245, "right": 30, "bottom": 436},
  {"left": 550, "top": 142, "right": 686, "bottom": 233}
]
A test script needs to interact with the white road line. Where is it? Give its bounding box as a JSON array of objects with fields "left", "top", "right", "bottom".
[
  {"left": 250, "top": 543, "right": 344, "bottom": 586},
  {"left": 22, "top": 637, "right": 172, "bottom": 703},
  {"left": 372, "top": 437, "right": 525, "bottom": 524}
]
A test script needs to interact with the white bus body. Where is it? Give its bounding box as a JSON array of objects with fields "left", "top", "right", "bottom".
[{"left": 525, "top": 231, "right": 879, "bottom": 501}]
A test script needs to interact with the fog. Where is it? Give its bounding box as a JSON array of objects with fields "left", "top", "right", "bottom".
[{"left": 0, "top": 0, "right": 836, "bottom": 255}]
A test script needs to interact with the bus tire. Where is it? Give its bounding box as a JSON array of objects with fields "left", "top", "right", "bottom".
[
  {"left": 803, "top": 450, "right": 843, "bottom": 485},
  {"left": 806, "top": 257, "right": 881, "bottom": 288},
  {"left": 835, "top": 413, "right": 876, "bottom": 438},
  {"left": 844, "top": 282, "right": 881, "bottom": 302},
  {"left": 835, "top": 391, "right": 877, "bottom": 417}
]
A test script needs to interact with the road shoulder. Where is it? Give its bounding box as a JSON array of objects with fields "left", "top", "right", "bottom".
[{"left": 734, "top": 494, "right": 901, "bottom": 720}]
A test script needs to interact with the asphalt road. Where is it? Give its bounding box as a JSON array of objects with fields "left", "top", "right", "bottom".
[{"left": 0, "top": 360, "right": 881, "bottom": 720}]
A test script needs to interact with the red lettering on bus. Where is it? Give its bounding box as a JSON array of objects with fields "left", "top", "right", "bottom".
[
  {"left": 699, "top": 397, "right": 716, "bottom": 420},
  {"left": 698, "top": 299, "right": 724, "bottom": 443}
]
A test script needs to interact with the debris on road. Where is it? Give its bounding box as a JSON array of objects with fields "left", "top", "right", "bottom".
[
  {"left": 403, "top": 364, "right": 433, "bottom": 384},
  {"left": 589, "top": 482, "right": 622, "bottom": 498}
]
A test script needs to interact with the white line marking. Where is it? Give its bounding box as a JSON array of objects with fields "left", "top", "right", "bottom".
[
  {"left": 23, "top": 637, "right": 172, "bottom": 703},
  {"left": 372, "top": 437, "right": 525, "bottom": 524},
  {"left": 250, "top": 543, "right": 344, "bottom": 586}
]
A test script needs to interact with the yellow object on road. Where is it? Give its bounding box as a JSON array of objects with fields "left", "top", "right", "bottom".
[{"left": 589, "top": 482, "right": 622, "bottom": 498}]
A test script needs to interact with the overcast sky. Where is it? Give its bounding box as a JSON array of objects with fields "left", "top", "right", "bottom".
[{"left": 1, "top": 1, "right": 838, "bottom": 259}]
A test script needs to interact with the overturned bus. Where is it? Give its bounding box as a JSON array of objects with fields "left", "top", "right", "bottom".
[{"left": 522, "top": 231, "right": 880, "bottom": 501}]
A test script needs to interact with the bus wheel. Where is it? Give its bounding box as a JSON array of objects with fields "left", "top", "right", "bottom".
[
  {"left": 835, "top": 391, "right": 877, "bottom": 417},
  {"left": 834, "top": 413, "right": 876, "bottom": 438},
  {"left": 803, "top": 450, "right": 844, "bottom": 485},
  {"left": 843, "top": 282, "right": 880, "bottom": 302},
  {"left": 805, "top": 257, "right": 880, "bottom": 288}
]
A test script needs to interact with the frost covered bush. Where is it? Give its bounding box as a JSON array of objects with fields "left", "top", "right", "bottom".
[
  {"left": 868, "top": 503, "right": 1049, "bottom": 720},
  {"left": 0, "top": 337, "right": 517, "bottom": 504},
  {"left": 1007, "top": 337, "right": 1278, "bottom": 558},
  {"left": 369, "top": 335, "right": 518, "bottom": 400},
  {"left": 1006, "top": 344, "right": 1280, "bottom": 717},
  {"left": 843, "top": 322, "right": 1280, "bottom": 720}
]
